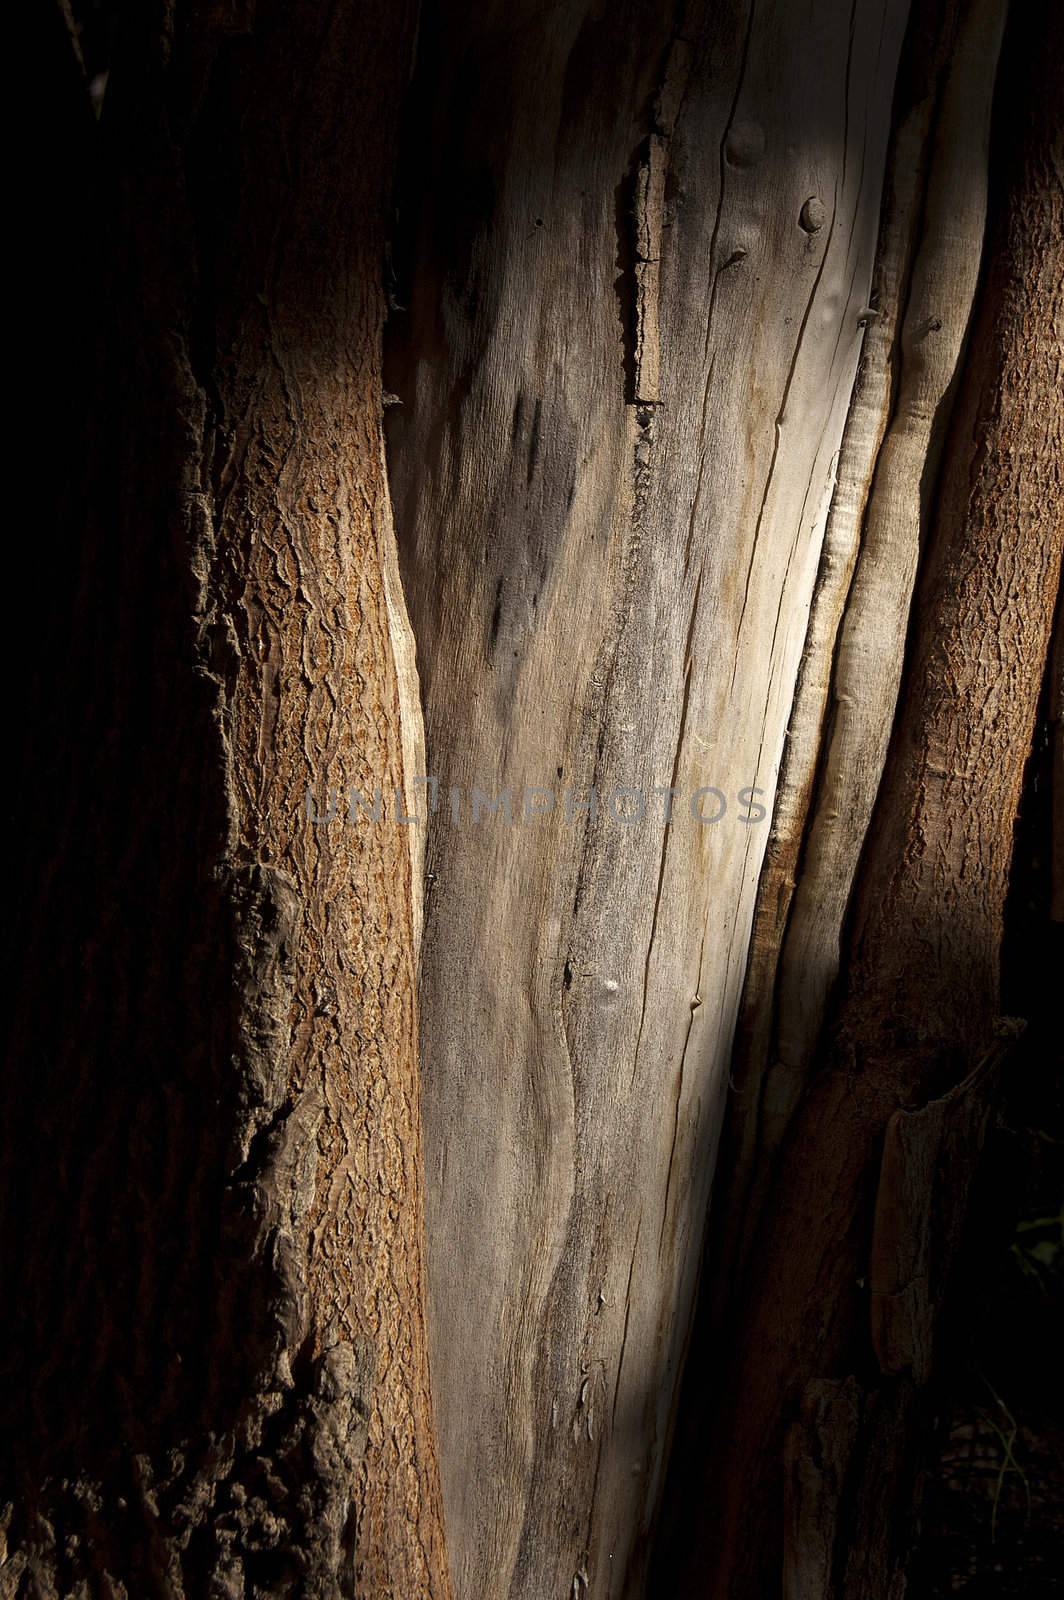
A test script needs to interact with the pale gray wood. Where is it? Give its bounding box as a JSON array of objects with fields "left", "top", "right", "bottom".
[
  {"left": 722, "top": 0, "right": 1006, "bottom": 1300},
  {"left": 387, "top": 2, "right": 909, "bottom": 1594}
]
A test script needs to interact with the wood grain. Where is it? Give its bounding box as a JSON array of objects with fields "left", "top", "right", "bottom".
[{"left": 386, "top": 1, "right": 910, "bottom": 1592}]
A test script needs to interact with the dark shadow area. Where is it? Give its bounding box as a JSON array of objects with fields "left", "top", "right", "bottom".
[{"left": 910, "top": 596, "right": 1064, "bottom": 1598}]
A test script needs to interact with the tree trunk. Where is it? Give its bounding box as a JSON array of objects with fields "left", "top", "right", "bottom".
[
  {"left": 6, "top": 1, "right": 1060, "bottom": 1596},
  {"left": 2, "top": 4, "right": 450, "bottom": 1596},
  {"left": 384, "top": 1, "right": 913, "bottom": 1594},
  {"left": 659, "top": 2, "right": 1063, "bottom": 1594}
]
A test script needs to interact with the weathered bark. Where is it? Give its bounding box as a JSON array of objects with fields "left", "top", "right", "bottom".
[
  {"left": 711, "top": 0, "right": 1006, "bottom": 1312},
  {"left": 660, "top": 2, "right": 1063, "bottom": 1593},
  {"left": 1, "top": 4, "right": 449, "bottom": 1597},
  {"left": 385, "top": 1, "right": 910, "bottom": 1594}
]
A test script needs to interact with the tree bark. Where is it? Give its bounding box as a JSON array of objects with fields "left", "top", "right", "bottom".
[
  {"left": 660, "top": 2, "right": 1063, "bottom": 1594},
  {"left": 6, "top": 2, "right": 1060, "bottom": 1596},
  {"left": 1, "top": 4, "right": 449, "bottom": 1596},
  {"left": 711, "top": 0, "right": 1006, "bottom": 1311}
]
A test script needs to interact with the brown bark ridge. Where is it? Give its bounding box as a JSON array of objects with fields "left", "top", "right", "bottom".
[
  {"left": 660, "top": 2, "right": 1063, "bottom": 1595},
  {"left": 1, "top": 3, "right": 449, "bottom": 1597},
  {"left": 385, "top": 0, "right": 909, "bottom": 1595}
]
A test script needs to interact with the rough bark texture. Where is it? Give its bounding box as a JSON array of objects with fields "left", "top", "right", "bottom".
[
  {"left": 384, "top": 1, "right": 910, "bottom": 1594},
  {"left": 659, "top": 2, "right": 1063, "bottom": 1594},
  {"left": 1, "top": 4, "right": 449, "bottom": 1597}
]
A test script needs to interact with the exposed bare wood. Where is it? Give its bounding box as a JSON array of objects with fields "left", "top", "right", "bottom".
[
  {"left": 721, "top": 0, "right": 956, "bottom": 1306},
  {"left": 386, "top": 1, "right": 910, "bottom": 1592},
  {"left": 719, "top": 0, "right": 1006, "bottom": 1307},
  {"left": 6, "top": 2, "right": 1060, "bottom": 1596}
]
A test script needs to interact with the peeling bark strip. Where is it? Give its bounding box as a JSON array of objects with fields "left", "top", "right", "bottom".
[
  {"left": 1, "top": 3, "right": 449, "bottom": 1597},
  {"left": 713, "top": 0, "right": 1006, "bottom": 1321},
  {"left": 664, "top": 2, "right": 1064, "bottom": 1594},
  {"left": 385, "top": 0, "right": 909, "bottom": 1593}
]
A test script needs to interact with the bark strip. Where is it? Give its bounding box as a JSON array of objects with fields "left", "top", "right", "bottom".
[{"left": 664, "top": 4, "right": 1063, "bottom": 1592}]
